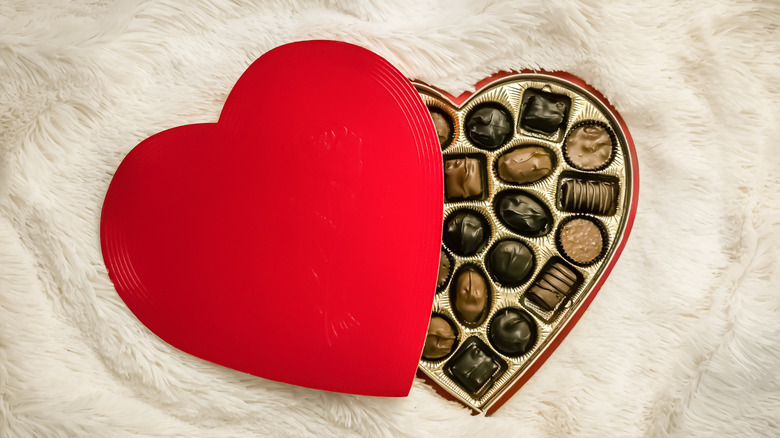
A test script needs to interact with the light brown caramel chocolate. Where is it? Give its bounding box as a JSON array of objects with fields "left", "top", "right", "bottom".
[
  {"left": 445, "top": 157, "right": 482, "bottom": 199},
  {"left": 431, "top": 112, "right": 452, "bottom": 146},
  {"left": 423, "top": 316, "right": 456, "bottom": 360},
  {"left": 559, "top": 219, "right": 603, "bottom": 264},
  {"left": 497, "top": 147, "right": 553, "bottom": 184},
  {"left": 454, "top": 269, "right": 488, "bottom": 323},
  {"left": 437, "top": 250, "right": 451, "bottom": 288},
  {"left": 564, "top": 125, "right": 612, "bottom": 170},
  {"left": 560, "top": 178, "right": 618, "bottom": 216},
  {"left": 526, "top": 262, "right": 578, "bottom": 311}
]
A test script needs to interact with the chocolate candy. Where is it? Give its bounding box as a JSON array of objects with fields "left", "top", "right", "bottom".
[
  {"left": 496, "top": 147, "right": 553, "bottom": 184},
  {"left": 526, "top": 261, "right": 579, "bottom": 311},
  {"left": 430, "top": 110, "right": 452, "bottom": 147},
  {"left": 488, "top": 308, "right": 536, "bottom": 356},
  {"left": 443, "top": 211, "right": 488, "bottom": 256},
  {"left": 521, "top": 92, "right": 569, "bottom": 134},
  {"left": 423, "top": 316, "right": 457, "bottom": 360},
  {"left": 564, "top": 124, "right": 613, "bottom": 170},
  {"left": 559, "top": 177, "right": 618, "bottom": 215},
  {"left": 488, "top": 240, "right": 534, "bottom": 287},
  {"left": 447, "top": 338, "right": 502, "bottom": 395},
  {"left": 444, "top": 157, "right": 482, "bottom": 200},
  {"left": 465, "top": 106, "right": 512, "bottom": 149},
  {"left": 558, "top": 218, "right": 604, "bottom": 265},
  {"left": 437, "top": 250, "right": 451, "bottom": 289},
  {"left": 453, "top": 269, "right": 489, "bottom": 324},
  {"left": 496, "top": 192, "right": 551, "bottom": 236}
]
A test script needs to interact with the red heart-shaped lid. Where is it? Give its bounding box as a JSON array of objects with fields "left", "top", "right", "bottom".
[{"left": 101, "top": 41, "right": 443, "bottom": 396}]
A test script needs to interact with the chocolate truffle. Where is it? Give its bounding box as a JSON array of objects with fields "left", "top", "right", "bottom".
[
  {"left": 489, "top": 308, "right": 536, "bottom": 356},
  {"left": 465, "top": 106, "right": 512, "bottom": 149},
  {"left": 496, "top": 147, "right": 553, "bottom": 184},
  {"left": 447, "top": 339, "right": 501, "bottom": 395},
  {"left": 564, "top": 124, "right": 613, "bottom": 170},
  {"left": 443, "top": 211, "right": 488, "bottom": 256},
  {"left": 488, "top": 240, "right": 534, "bottom": 287},
  {"left": 526, "top": 261, "right": 579, "bottom": 311},
  {"left": 521, "top": 93, "right": 569, "bottom": 134},
  {"left": 558, "top": 218, "right": 604, "bottom": 265},
  {"left": 437, "top": 250, "right": 451, "bottom": 289},
  {"left": 453, "top": 269, "right": 489, "bottom": 324},
  {"left": 430, "top": 110, "right": 452, "bottom": 147},
  {"left": 559, "top": 178, "right": 619, "bottom": 215},
  {"left": 423, "top": 316, "right": 456, "bottom": 360},
  {"left": 444, "top": 157, "right": 482, "bottom": 200},
  {"left": 496, "top": 192, "right": 551, "bottom": 236}
]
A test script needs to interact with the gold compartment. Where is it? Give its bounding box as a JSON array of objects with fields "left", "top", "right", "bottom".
[{"left": 416, "top": 74, "right": 635, "bottom": 413}]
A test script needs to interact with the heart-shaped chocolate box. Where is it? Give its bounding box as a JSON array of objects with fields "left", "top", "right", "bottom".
[
  {"left": 101, "top": 41, "right": 637, "bottom": 414},
  {"left": 415, "top": 73, "right": 638, "bottom": 414}
]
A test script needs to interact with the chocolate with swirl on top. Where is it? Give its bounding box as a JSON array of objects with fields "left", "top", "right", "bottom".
[{"left": 559, "top": 177, "right": 619, "bottom": 216}]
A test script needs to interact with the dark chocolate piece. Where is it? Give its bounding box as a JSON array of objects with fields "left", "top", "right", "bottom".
[
  {"left": 496, "top": 147, "right": 553, "bottom": 184},
  {"left": 437, "top": 250, "right": 451, "bottom": 289},
  {"left": 488, "top": 240, "right": 534, "bottom": 287},
  {"left": 443, "top": 211, "right": 487, "bottom": 256},
  {"left": 447, "top": 339, "right": 501, "bottom": 395},
  {"left": 465, "top": 106, "right": 512, "bottom": 149},
  {"left": 564, "top": 124, "right": 613, "bottom": 170},
  {"left": 444, "top": 157, "right": 482, "bottom": 200},
  {"left": 521, "top": 93, "right": 569, "bottom": 134},
  {"left": 453, "top": 269, "right": 489, "bottom": 324},
  {"left": 489, "top": 308, "right": 536, "bottom": 356},
  {"left": 422, "top": 316, "right": 456, "bottom": 360},
  {"left": 496, "top": 192, "right": 550, "bottom": 235},
  {"left": 559, "top": 178, "right": 618, "bottom": 215},
  {"left": 526, "top": 261, "right": 579, "bottom": 311},
  {"left": 430, "top": 110, "right": 452, "bottom": 147},
  {"left": 558, "top": 218, "right": 604, "bottom": 265}
]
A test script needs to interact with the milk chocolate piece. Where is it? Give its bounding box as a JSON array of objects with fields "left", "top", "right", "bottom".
[
  {"left": 560, "top": 178, "right": 618, "bottom": 215},
  {"left": 489, "top": 308, "right": 536, "bottom": 356},
  {"left": 437, "top": 250, "right": 451, "bottom": 289},
  {"left": 447, "top": 339, "right": 501, "bottom": 395},
  {"left": 453, "top": 269, "right": 489, "bottom": 324},
  {"left": 423, "top": 316, "right": 456, "bottom": 360},
  {"left": 564, "top": 124, "right": 613, "bottom": 170},
  {"left": 488, "top": 240, "right": 534, "bottom": 287},
  {"left": 465, "top": 106, "right": 512, "bottom": 149},
  {"left": 521, "top": 93, "right": 568, "bottom": 134},
  {"left": 443, "top": 211, "right": 487, "bottom": 256},
  {"left": 496, "top": 147, "right": 553, "bottom": 184},
  {"left": 496, "top": 192, "right": 550, "bottom": 236},
  {"left": 558, "top": 218, "right": 604, "bottom": 265},
  {"left": 430, "top": 110, "right": 452, "bottom": 147},
  {"left": 526, "top": 262, "right": 579, "bottom": 311},
  {"left": 444, "top": 157, "right": 482, "bottom": 200}
]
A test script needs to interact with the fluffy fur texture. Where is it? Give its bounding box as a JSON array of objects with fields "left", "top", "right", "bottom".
[{"left": 1, "top": 1, "right": 779, "bottom": 436}]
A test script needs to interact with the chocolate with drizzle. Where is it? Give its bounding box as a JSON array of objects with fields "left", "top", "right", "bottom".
[{"left": 559, "top": 178, "right": 618, "bottom": 216}]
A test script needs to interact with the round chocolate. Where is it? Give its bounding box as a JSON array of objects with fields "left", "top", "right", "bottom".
[
  {"left": 422, "top": 316, "right": 456, "bottom": 360},
  {"left": 496, "top": 146, "right": 553, "bottom": 184},
  {"left": 430, "top": 110, "right": 452, "bottom": 147},
  {"left": 488, "top": 240, "right": 534, "bottom": 287},
  {"left": 443, "top": 211, "right": 488, "bottom": 256},
  {"left": 558, "top": 218, "right": 604, "bottom": 265},
  {"left": 489, "top": 308, "right": 536, "bottom": 356},
  {"left": 465, "top": 106, "right": 512, "bottom": 149},
  {"left": 453, "top": 269, "right": 489, "bottom": 324},
  {"left": 564, "top": 124, "right": 613, "bottom": 170},
  {"left": 437, "top": 250, "right": 451, "bottom": 289},
  {"left": 496, "top": 192, "right": 551, "bottom": 236}
]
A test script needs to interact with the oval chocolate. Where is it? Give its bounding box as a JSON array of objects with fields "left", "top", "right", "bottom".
[
  {"left": 452, "top": 268, "right": 489, "bottom": 324},
  {"left": 495, "top": 191, "right": 551, "bottom": 236},
  {"left": 496, "top": 146, "right": 553, "bottom": 184},
  {"left": 488, "top": 240, "right": 534, "bottom": 287}
]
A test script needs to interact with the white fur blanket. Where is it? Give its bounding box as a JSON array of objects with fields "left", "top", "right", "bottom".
[{"left": 1, "top": 1, "right": 778, "bottom": 436}]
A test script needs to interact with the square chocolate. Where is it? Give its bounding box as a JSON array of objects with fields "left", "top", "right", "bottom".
[
  {"left": 520, "top": 90, "right": 570, "bottom": 135},
  {"left": 444, "top": 156, "right": 483, "bottom": 200},
  {"left": 445, "top": 337, "right": 505, "bottom": 397}
]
